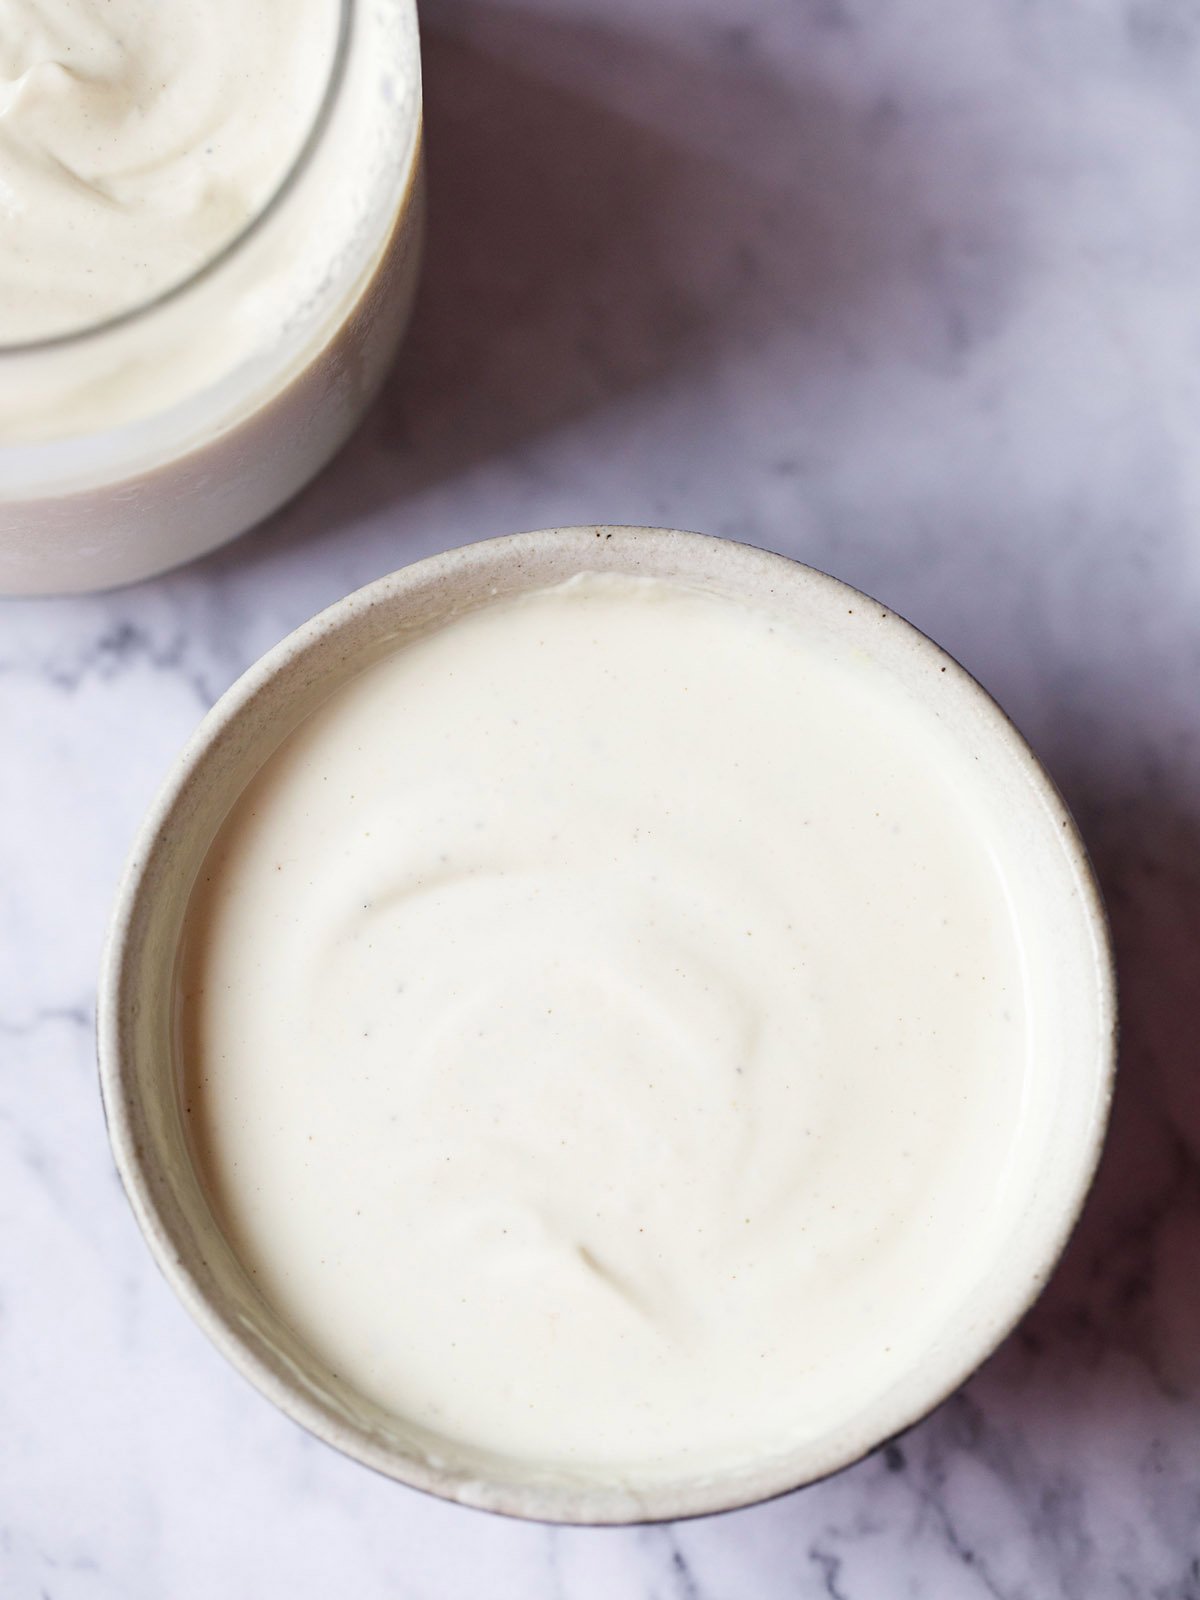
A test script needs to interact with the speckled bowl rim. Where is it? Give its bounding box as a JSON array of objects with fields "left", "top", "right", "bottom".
[{"left": 98, "top": 526, "right": 1117, "bottom": 1524}]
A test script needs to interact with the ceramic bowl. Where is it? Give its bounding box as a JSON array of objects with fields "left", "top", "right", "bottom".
[{"left": 98, "top": 526, "right": 1116, "bottom": 1522}]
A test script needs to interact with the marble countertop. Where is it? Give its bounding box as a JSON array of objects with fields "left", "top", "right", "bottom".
[{"left": 5, "top": 0, "right": 1200, "bottom": 1593}]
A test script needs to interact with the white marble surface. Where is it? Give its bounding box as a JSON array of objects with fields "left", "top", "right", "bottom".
[{"left": 4, "top": 0, "right": 1200, "bottom": 1592}]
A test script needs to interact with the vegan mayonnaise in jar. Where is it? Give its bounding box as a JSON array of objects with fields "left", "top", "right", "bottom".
[{"left": 0, "top": 0, "right": 423, "bottom": 594}]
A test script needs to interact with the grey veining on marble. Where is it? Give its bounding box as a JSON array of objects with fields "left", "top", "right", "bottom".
[{"left": 3, "top": 0, "right": 1200, "bottom": 1594}]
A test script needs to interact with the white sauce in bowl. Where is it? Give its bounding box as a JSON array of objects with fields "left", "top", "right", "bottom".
[{"left": 180, "top": 573, "right": 1034, "bottom": 1481}]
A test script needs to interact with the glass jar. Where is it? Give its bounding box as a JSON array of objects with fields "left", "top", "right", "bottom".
[{"left": 0, "top": 0, "right": 424, "bottom": 595}]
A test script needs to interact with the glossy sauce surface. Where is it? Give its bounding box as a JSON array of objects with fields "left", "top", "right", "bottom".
[{"left": 180, "top": 575, "right": 1031, "bottom": 1480}]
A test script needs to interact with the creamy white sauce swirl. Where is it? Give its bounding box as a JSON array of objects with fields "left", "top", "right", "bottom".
[
  {"left": 181, "top": 575, "right": 1031, "bottom": 1480},
  {"left": 0, "top": 0, "right": 339, "bottom": 342}
]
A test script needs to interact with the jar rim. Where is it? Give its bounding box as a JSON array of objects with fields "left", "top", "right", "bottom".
[{"left": 0, "top": 0, "right": 353, "bottom": 357}]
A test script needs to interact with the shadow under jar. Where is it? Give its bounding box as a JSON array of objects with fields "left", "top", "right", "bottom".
[{"left": 0, "top": 0, "right": 424, "bottom": 596}]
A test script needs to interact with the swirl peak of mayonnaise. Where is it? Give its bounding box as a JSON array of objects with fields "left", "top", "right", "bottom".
[{"left": 0, "top": 0, "right": 339, "bottom": 343}]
